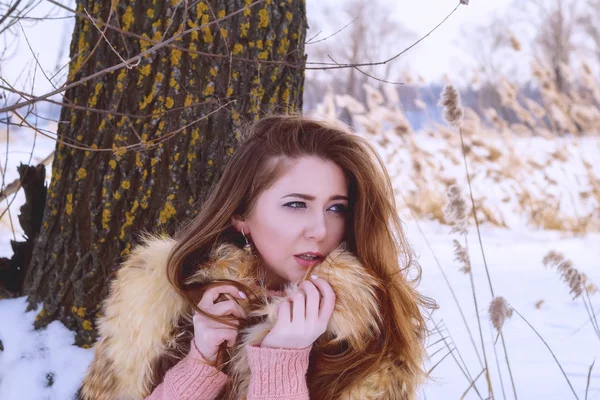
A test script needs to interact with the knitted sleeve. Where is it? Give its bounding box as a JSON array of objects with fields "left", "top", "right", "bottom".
[
  {"left": 245, "top": 344, "right": 311, "bottom": 400},
  {"left": 144, "top": 340, "right": 228, "bottom": 400}
]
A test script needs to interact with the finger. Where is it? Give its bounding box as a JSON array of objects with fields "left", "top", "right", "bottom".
[
  {"left": 215, "top": 327, "right": 239, "bottom": 348},
  {"left": 195, "top": 314, "right": 241, "bottom": 329},
  {"left": 209, "top": 300, "right": 247, "bottom": 320},
  {"left": 200, "top": 285, "right": 246, "bottom": 308},
  {"left": 276, "top": 300, "right": 291, "bottom": 324},
  {"left": 300, "top": 280, "right": 320, "bottom": 320},
  {"left": 311, "top": 276, "right": 336, "bottom": 320},
  {"left": 290, "top": 291, "right": 306, "bottom": 322}
]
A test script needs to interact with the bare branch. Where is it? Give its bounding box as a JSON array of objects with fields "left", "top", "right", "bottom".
[
  {"left": 0, "top": 0, "right": 266, "bottom": 114},
  {"left": 306, "top": 17, "right": 358, "bottom": 45}
]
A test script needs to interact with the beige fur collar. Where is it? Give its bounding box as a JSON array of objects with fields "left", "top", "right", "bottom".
[{"left": 80, "top": 235, "right": 417, "bottom": 399}]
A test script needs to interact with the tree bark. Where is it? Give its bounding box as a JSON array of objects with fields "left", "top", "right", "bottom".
[{"left": 23, "top": 0, "right": 306, "bottom": 347}]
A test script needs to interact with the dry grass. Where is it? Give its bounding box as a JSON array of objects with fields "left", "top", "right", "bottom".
[
  {"left": 310, "top": 66, "right": 600, "bottom": 397},
  {"left": 314, "top": 74, "right": 600, "bottom": 234}
]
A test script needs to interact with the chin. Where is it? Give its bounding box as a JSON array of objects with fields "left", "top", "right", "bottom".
[{"left": 283, "top": 271, "right": 303, "bottom": 284}]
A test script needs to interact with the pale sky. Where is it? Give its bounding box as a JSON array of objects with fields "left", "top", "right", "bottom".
[
  {"left": 1, "top": 0, "right": 509, "bottom": 104},
  {"left": 393, "top": 0, "right": 510, "bottom": 80},
  {"left": 305, "top": 0, "right": 511, "bottom": 83}
]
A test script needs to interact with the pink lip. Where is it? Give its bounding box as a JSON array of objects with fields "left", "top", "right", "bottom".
[{"left": 294, "top": 255, "right": 323, "bottom": 268}]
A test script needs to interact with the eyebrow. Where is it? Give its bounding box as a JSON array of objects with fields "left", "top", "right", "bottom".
[{"left": 282, "top": 193, "right": 349, "bottom": 201}]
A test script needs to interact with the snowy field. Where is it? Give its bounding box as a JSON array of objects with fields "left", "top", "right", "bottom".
[
  {"left": 0, "top": 126, "right": 598, "bottom": 399},
  {"left": 412, "top": 222, "right": 600, "bottom": 399}
]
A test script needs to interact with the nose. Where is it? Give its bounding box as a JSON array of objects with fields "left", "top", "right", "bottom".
[{"left": 305, "top": 211, "right": 327, "bottom": 242}]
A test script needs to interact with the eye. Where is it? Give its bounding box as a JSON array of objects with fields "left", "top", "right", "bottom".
[
  {"left": 283, "top": 202, "right": 347, "bottom": 214},
  {"left": 329, "top": 203, "right": 347, "bottom": 214},
  {"left": 284, "top": 201, "right": 306, "bottom": 209}
]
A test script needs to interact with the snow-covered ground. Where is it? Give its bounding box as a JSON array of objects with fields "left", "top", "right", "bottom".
[
  {"left": 0, "top": 126, "right": 598, "bottom": 399},
  {"left": 412, "top": 222, "right": 600, "bottom": 399}
]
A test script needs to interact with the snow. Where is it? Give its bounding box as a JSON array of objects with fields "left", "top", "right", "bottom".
[
  {"left": 0, "top": 297, "right": 93, "bottom": 400},
  {"left": 412, "top": 222, "right": 600, "bottom": 399}
]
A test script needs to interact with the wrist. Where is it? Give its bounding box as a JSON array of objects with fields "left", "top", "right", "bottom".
[
  {"left": 260, "top": 337, "right": 312, "bottom": 350},
  {"left": 192, "top": 340, "right": 216, "bottom": 363}
]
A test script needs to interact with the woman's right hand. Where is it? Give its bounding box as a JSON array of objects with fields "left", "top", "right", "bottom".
[{"left": 193, "top": 285, "right": 248, "bottom": 364}]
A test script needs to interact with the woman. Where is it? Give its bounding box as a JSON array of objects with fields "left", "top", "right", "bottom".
[{"left": 80, "top": 115, "right": 432, "bottom": 400}]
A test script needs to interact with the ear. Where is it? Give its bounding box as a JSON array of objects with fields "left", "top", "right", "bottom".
[{"left": 230, "top": 215, "right": 249, "bottom": 234}]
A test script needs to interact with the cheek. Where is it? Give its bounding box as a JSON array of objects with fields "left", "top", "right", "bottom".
[
  {"left": 330, "top": 216, "right": 347, "bottom": 241},
  {"left": 251, "top": 213, "right": 294, "bottom": 261},
  {"left": 258, "top": 212, "right": 295, "bottom": 239}
]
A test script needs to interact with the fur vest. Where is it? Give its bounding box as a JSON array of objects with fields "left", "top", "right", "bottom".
[{"left": 80, "top": 235, "right": 419, "bottom": 399}]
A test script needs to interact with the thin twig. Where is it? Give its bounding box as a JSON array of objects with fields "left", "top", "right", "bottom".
[
  {"left": 328, "top": 55, "right": 405, "bottom": 85},
  {"left": 9, "top": 99, "right": 234, "bottom": 153},
  {"left": 428, "top": 348, "right": 456, "bottom": 375},
  {"left": 580, "top": 294, "right": 600, "bottom": 340},
  {"left": 428, "top": 316, "right": 471, "bottom": 381},
  {"left": 427, "top": 336, "right": 451, "bottom": 349},
  {"left": 311, "top": 1, "right": 462, "bottom": 69},
  {"left": 456, "top": 120, "right": 505, "bottom": 398},
  {"left": 489, "top": 320, "right": 507, "bottom": 400},
  {"left": 585, "top": 359, "right": 595, "bottom": 400},
  {"left": 84, "top": 7, "right": 139, "bottom": 69},
  {"left": 4, "top": 0, "right": 467, "bottom": 116},
  {"left": 1, "top": 114, "right": 16, "bottom": 242},
  {"left": 584, "top": 287, "right": 600, "bottom": 340},
  {"left": 457, "top": 110, "right": 523, "bottom": 399},
  {"left": 306, "top": 17, "right": 358, "bottom": 45},
  {"left": 18, "top": 21, "right": 58, "bottom": 89},
  {"left": 499, "top": 332, "right": 518, "bottom": 399},
  {"left": 461, "top": 369, "right": 486, "bottom": 400},
  {"left": 464, "top": 237, "right": 495, "bottom": 399},
  {"left": 429, "top": 313, "right": 484, "bottom": 400},
  {"left": 458, "top": 126, "right": 495, "bottom": 297},
  {"left": 0, "top": 0, "right": 265, "bottom": 114},
  {"left": 0, "top": 83, "right": 221, "bottom": 119},
  {"left": 429, "top": 343, "right": 455, "bottom": 360},
  {"left": 511, "top": 305, "right": 580, "bottom": 399},
  {"left": 397, "top": 189, "right": 485, "bottom": 369}
]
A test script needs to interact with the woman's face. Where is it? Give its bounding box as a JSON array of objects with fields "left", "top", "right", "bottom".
[{"left": 233, "top": 156, "right": 349, "bottom": 285}]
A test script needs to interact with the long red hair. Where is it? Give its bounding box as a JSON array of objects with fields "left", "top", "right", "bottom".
[{"left": 165, "top": 114, "right": 433, "bottom": 398}]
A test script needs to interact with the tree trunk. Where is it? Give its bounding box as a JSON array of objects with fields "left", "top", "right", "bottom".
[{"left": 23, "top": 0, "right": 306, "bottom": 347}]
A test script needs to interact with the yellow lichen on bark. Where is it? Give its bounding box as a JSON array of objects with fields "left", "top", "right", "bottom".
[
  {"left": 159, "top": 202, "right": 177, "bottom": 224},
  {"left": 171, "top": 49, "right": 182, "bottom": 66},
  {"left": 258, "top": 9, "right": 270, "bottom": 28},
  {"left": 200, "top": 14, "right": 214, "bottom": 43},
  {"left": 66, "top": 194, "right": 74, "bottom": 215},
  {"left": 76, "top": 168, "right": 87, "bottom": 181},
  {"left": 233, "top": 44, "right": 244, "bottom": 55},
  {"left": 122, "top": 6, "right": 135, "bottom": 31}
]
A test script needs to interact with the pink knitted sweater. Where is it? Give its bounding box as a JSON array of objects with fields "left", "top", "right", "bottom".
[{"left": 144, "top": 339, "right": 311, "bottom": 400}]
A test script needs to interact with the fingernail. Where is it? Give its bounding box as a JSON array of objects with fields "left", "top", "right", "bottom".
[
  {"left": 311, "top": 274, "right": 318, "bottom": 280},
  {"left": 239, "top": 291, "right": 247, "bottom": 299}
]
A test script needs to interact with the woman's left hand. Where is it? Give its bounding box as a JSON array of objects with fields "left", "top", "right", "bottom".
[{"left": 260, "top": 275, "right": 336, "bottom": 350}]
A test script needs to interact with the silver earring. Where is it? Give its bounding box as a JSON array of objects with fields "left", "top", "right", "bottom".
[{"left": 241, "top": 229, "right": 252, "bottom": 255}]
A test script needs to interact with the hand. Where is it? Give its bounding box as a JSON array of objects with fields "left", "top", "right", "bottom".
[
  {"left": 193, "top": 285, "right": 247, "bottom": 363},
  {"left": 260, "top": 275, "right": 336, "bottom": 350}
]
